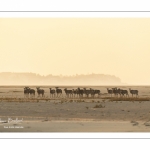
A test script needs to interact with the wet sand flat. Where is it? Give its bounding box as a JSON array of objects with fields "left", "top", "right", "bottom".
[
  {"left": 1, "top": 120, "right": 150, "bottom": 132},
  {"left": 0, "top": 98, "right": 150, "bottom": 132}
]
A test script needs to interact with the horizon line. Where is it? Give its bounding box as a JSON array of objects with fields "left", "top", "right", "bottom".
[{"left": 0, "top": 72, "right": 120, "bottom": 76}]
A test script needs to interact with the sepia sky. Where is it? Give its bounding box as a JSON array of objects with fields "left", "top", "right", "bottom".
[{"left": 0, "top": 18, "right": 150, "bottom": 84}]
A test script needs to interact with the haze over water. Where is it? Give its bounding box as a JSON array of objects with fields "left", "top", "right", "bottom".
[{"left": 0, "top": 18, "right": 150, "bottom": 85}]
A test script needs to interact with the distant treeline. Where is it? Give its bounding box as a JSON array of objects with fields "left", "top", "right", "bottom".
[{"left": 0, "top": 72, "right": 122, "bottom": 85}]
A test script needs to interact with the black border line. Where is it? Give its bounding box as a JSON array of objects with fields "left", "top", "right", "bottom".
[
  {"left": 0, "top": 138, "right": 150, "bottom": 139},
  {"left": 0, "top": 11, "right": 150, "bottom": 12}
]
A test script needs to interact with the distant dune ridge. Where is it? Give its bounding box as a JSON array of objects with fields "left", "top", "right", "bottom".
[{"left": 0, "top": 72, "right": 123, "bottom": 85}]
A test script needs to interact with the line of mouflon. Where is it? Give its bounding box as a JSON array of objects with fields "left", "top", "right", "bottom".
[{"left": 24, "top": 87, "right": 138, "bottom": 98}]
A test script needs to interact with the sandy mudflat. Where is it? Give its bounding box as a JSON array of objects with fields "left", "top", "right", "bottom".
[
  {"left": 1, "top": 120, "right": 150, "bottom": 132},
  {"left": 0, "top": 98, "right": 150, "bottom": 132}
]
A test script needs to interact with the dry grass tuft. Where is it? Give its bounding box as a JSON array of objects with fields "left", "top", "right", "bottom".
[
  {"left": 144, "top": 122, "right": 150, "bottom": 126},
  {"left": 1, "top": 96, "right": 150, "bottom": 103},
  {"left": 77, "top": 99, "right": 82, "bottom": 103},
  {"left": 93, "top": 104, "right": 105, "bottom": 108},
  {"left": 109, "top": 97, "right": 150, "bottom": 101},
  {"left": 131, "top": 121, "right": 139, "bottom": 126}
]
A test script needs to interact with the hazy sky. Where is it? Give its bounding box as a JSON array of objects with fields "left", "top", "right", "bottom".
[{"left": 0, "top": 18, "right": 150, "bottom": 84}]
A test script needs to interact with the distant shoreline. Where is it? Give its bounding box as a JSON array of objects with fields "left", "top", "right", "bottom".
[{"left": 0, "top": 84, "right": 150, "bottom": 88}]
